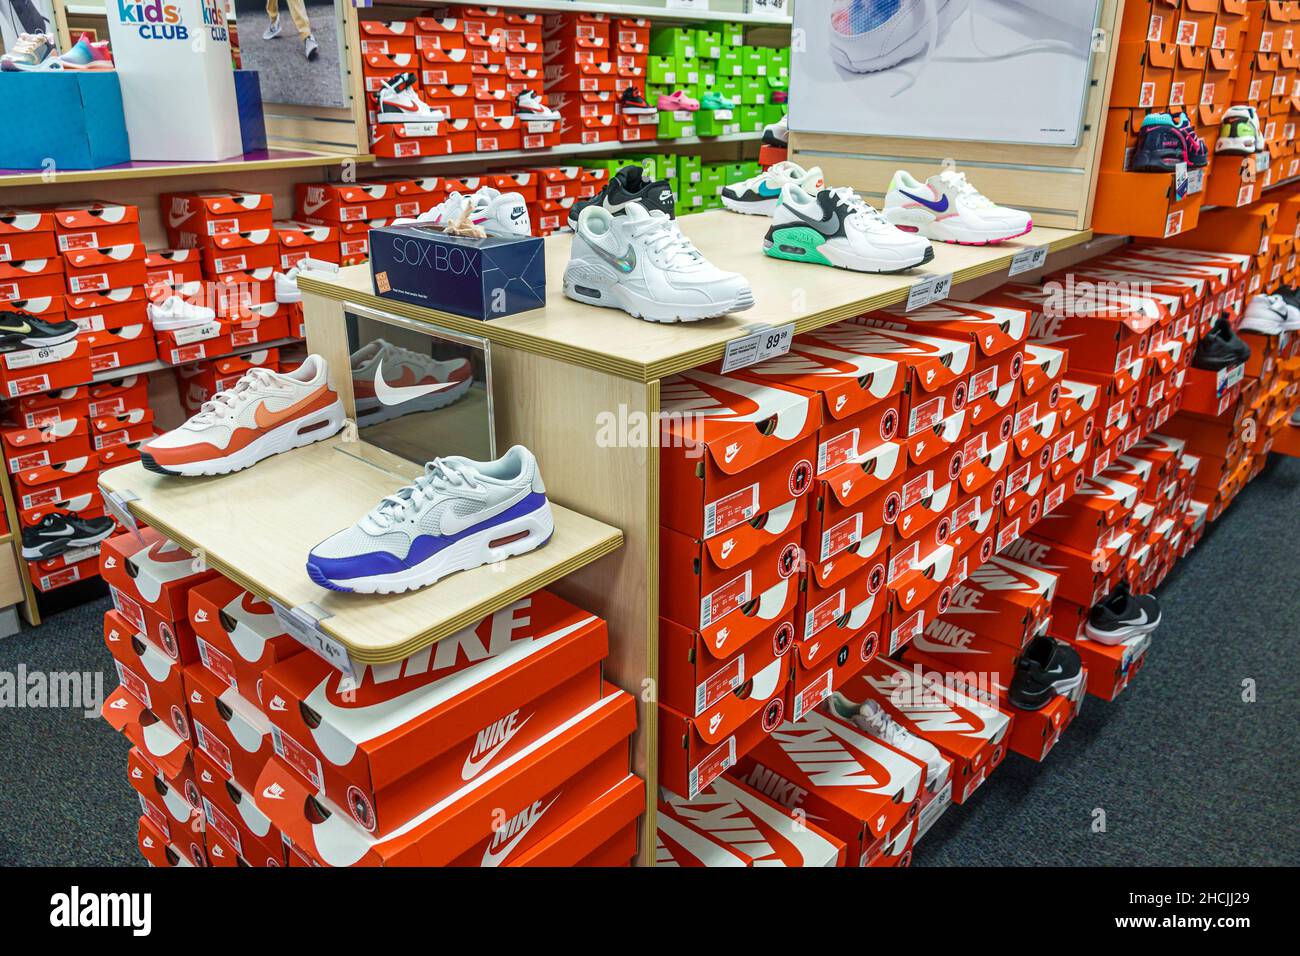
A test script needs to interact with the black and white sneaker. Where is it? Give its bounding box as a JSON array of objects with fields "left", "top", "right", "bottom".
[
  {"left": 0, "top": 307, "right": 79, "bottom": 352},
  {"left": 21, "top": 512, "right": 116, "bottom": 560},
  {"left": 1192, "top": 315, "right": 1251, "bottom": 371},
  {"left": 1085, "top": 581, "right": 1162, "bottom": 644},
  {"left": 567, "top": 164, "right": 676, "bottom": 227},
  {"left": 1008, "top": 634, "right": 1084, "bottom": 711}
]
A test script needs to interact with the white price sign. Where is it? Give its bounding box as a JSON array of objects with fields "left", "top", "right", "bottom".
[
  {"left": 667, "top": 0, "right": 710, "bottom": 9},
  {"left": 749, "top": 0, "right": 787, "bottom": 12},
  {"left": 1008, "top": 245, "right": 1049, "bottom": 277},
  {"left": 269, "top": 598, "right": 355, "bottom": 681},
  {"left": 721, "top": 322, "right": 794, "bottom": 372},
  {"left": 906, "top": 272, "right": 953, "bottom": 311},
  {"left": 102, "top": 487, "right": 144, "bottom": 540}
]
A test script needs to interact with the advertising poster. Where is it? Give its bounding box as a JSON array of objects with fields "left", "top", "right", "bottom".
[{"left": 233, "top": 0, "right": 348, "bottom": 109}]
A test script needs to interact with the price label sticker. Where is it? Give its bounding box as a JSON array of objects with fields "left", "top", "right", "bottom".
[
  {"left": 906, "top": 272, "right": 953, "bottom": 311},
  {"left": 102, "top": 487, "right": 144, "bottom": 541},
  {"left": 1008, "top": 245, "right": 1049, "bottom": 277},
  {"left": 269, "top": 598, "right": 355, "bottom": 682},
  {"left": 721, "top": 322, "right": 794, "bottom": 373}
]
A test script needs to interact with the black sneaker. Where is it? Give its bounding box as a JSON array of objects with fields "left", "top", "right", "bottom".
[
  {"left": 1085, "top": 581, "right": 1161, "bottom": 644},
  {"left": 618, "top": 85, "right": 657, "bottom": 115},
  {"left": 21, "top": 512, "right": 116, "bottom": 560},
  {"left": 1008, "top": 634, "right": 1084, "bottom": 711},
  {"left": 0, "top": 307, "right": 79, "bottom": 353},
  {"left": 1275, "top": 285, "right": 1300, "bottom": 311},
  {"left": 567, "top": 164, "right": 676, "bottom": 226},
  {"left": 1192, "top": 315, "right": 1251, "bottom": 371},
  {"left": 1130, "top": 120, "right": 1188, "bottom": 172}
]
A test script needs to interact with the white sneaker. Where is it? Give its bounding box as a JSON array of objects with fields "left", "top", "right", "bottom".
[
  {"left": 721, "top": 161, "right": 825, "bottom": 216},
  {"left": 1240, "top": 294, "right": 1300, "bottom": 334},
  {"left": 514, "top": 88, "right": 561, "bottom": 122},
  {"left": 563, "top": 202, "right": 754, "bottom": 323},
  {"left": 765, "top": 183, "right": 933, "bottom": 273},
  {"left": 884, "top": 168, "right": 1033, "bottom": 245},
  {"left": 306, "top": 446, "right": 554, "bottom": 594},
  {"left": 829, "top": 0, "right": 961, "bottom": 73},
  {"left": 273, "top": 256, "right": 340, "bottom": 304},
  {"left": 349, "top": 338, "right": 474, "bottom": 426},
  {"left": 148, "top": 295, "right": 216, "bottom": 331},
  {"left": 376, "top": 72, "right": 446, "bottom": 124},
  {"left": 304, "top": 34, "right": 319, "bottom": 61},
  {"left": 393, "top": 188, "right": 530, "bottom": 237},
  {"left": 262, "top": 15, "right": 281, "bottom": 40},
  {"left": 761, "top": 114, "right": 789, "bottom": 148},
  {"left": 833, "top": 694, "right": 951, "bottom": 794}
]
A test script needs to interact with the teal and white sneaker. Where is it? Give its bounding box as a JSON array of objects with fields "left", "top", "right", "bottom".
[{"left": 721, "top": 161, "right": 825, "bottom": 216}]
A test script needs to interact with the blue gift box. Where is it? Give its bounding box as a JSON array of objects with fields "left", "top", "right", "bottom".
[
  {"left": 233, "top": 70, "right": 268, "bottom": 155},
  {"left": 0, "top": 72, "right": 130, "bottom": 170},
  {"left": 368, "top": 224, "right": 547, "bottom": 321}
]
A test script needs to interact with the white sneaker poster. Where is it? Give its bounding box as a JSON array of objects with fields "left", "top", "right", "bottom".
[{"left": 791, "top": 0, "right": 1103, "bottom": 146}]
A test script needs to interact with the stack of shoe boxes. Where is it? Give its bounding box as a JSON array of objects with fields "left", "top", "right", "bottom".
[
  {"left": 546, "top": 10, "right": 621, "bottom": 145},
  {"left": 296, "top": 181, "right": 400, "bottom": 266},
  {"left": 161, "top": 190, "right": 295, "bottom": 362},
  {"left": 611, "top": 18, "right": 654, "bottom": 141},
  {"left": 365, "top": 17, "right": 454, "bottom": 160},
  {"left": 530, "top": 166, "right": 607, "bottom": 234}
]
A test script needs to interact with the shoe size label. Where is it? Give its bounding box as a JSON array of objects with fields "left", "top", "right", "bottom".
[
  {"left": 721, "top": 322, "right": 793, "bottom": 374},
  {"left": 901, "top": 471, "right": 933, "bottom": 512},
  {"left": 271, "top": 725, "right": 324, "bottom": 792},
  {"left": 138, "top": 793, "right": 171, "bottom": 841},
  {"left": 997, "top": 518, "right": 1022, "bottom": 553},
  {"left": 695, "top": 656, "right": 744, "bottom": 717},
  {"left": 1052, "top": 432, "right": 1074, "bottom": 462},
  {"left": 1044, "top": 482, "right": 1066, "bottom": 514},
  {"left": 950, "top": 495, "right": 982, "bottom": 532},
  {"left": 68, "top": 272, "right": 109, "bottom": 294},
  {"left": 58, "top": 232, "right": 100, "bottom": 253},
  {"left": 889, "top": 541, "right": 920, "bottom": 587},
  {"left": 889, "top": 610, "right": 923, "bottom": 654},
  {"left": 821, "top": 513, "right": 862, "bottom": 562},
  {"left": 113, "top": 660, "right": 151, "bottom": 711},
  {"left": 214, "top": 254, "right": 247, "bottom": 274},
  {"left": 9, "top": 448, "right": 49, "bottom": 471},
  {"left": 804, "top": 589, "right": 845, "bottom": 640},
  {"left": 197, "top": 638, "right": 238, "bottom": 693},
  {"left": 817, "top": 427, "right": 859, "bottom": 474},
  {"left": 968, "top": 365, "right": 998, "bottom": 400},
  {"left": 917, "top": 780, "right": 953, "bottom": 839},
  {"left": 169, "top": 345, "right": 209, "bottom": 364},
  {"left": 792, "top": 670, "right": 833, "bottom": 723},
  {"left": 700, "top": 570, "right": 751, "bottom": 630},
  {"left": 21, "top": 485, "right": 62, "bottom": 510},
  {"left": 111, "top": 587, "right": 146, "bottom": 633},
  {"left": 39, "top": 566, "right": 83, "bottom": 591},
  {"left": 703, "top": 483, "right": 758, "bottom": 538},
  {"left": 195, "top": 721, "right": 234, "bottom": 776},
  {"left": 908, "top": 396, "right": 945, "bottom": 435},
  {"left": 962, "top": 765, "right": 988, "bottom": 802},
  {"left": 689, "top": 736, "right": 735, "bottom": 800},
  {"left": 201, "top": 797, "right": 243, "bottom": 857},
  {"left": 1013, "top": 402, "right": 1038, "bottom": 436}
]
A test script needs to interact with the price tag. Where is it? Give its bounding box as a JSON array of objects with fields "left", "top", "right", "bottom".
[
  {"left": 1257, "top": 150, "right": 1271, "bottom": 173},
  {"left": 102, "top": 487, "right": 145, "bottom": 541},
  {"left": 749, "top": 0, "right": 786, "bottom": 12},
  {"left": 721, "top": 322, "right": 794, "bottom": 373},
  {"left": 1187, "top": 167, "right": 1205, "bottom": 195},
  {"left": 268, "top": 598, "right": 355, "bottom": 682},
  {"left": 1008, "top": 245, "right": 1049, "bottom": 277},
  {"left": 667, "top": 0, "right": 710, "bottom": 10},
  {"left": 906, "top": 272, "right": 953, "bottom": 311}
]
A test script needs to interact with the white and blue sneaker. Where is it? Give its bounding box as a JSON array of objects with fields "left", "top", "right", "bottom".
[{"left": 306, "top": 446, "right": 554, "bottom": 594}]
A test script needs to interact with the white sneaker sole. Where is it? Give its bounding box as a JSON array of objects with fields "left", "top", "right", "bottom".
[
  {"left": 312, "top": 501, "right": 555, "bottom": 594},
  {"left": 562, "top": 264, "right": 755, "bottom": 323},
  {"left": 1083, "top": 618, "right": 1160, "bottom": 645},
  {"left": 884, "top": 208, "right": 1032, "bottom": 245},
  {"left": 721, "top": 193, "right": 779, "bottom": 216},
  {"left": 147, "top": 400, "right": 346, "bottom": 477},
  {"left": 355, "top": 376, "right": 473, "bottom": 426}
]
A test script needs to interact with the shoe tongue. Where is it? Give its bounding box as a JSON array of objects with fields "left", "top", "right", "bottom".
[{"left": 622, "top": 201, "right": 652, "bottom": 223}]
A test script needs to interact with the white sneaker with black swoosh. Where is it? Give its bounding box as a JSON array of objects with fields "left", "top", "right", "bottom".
[
  {"left": 349, "top": 339, "right": 473, "bottom": 426},
  {"left": 765, "top": 183, "right": 933, "bottom": 273},
  {"left": 563, "top": 203, "right": 754, "bottom": 322},
  {"left": 306, "top": 445, "right": 554, "bottom": 593}
]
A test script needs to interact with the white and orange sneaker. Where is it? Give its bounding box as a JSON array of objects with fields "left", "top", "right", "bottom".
[
  {"left": 140, "top": 355, "right": 345, "bottom": 476},
  {"left": 350, "top": 339, "right": 473, "bottom": 426}
]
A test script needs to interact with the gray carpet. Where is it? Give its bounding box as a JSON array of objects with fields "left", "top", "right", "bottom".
[{"left": 2, "top": 458, "right": 1298, "bottom": 867}]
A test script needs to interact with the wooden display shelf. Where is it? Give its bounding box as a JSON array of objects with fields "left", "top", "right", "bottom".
[
  {"left": 97, "top": 438, "right": 623, "bottom": 665},
  {"left": 0, "top": 149, "right": 353, "bottom": 189},
  {"left": 300, "top": 210, "right": 1093, "bottom": 382}
]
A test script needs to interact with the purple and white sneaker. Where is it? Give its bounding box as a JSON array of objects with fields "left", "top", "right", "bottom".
[{"left": 306, "top": 446, "right": 554, "bottom": 594}]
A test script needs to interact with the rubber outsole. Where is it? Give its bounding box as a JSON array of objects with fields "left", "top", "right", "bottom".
[{"left": 763, "top": 234, "right": 935, "bottom": 274}]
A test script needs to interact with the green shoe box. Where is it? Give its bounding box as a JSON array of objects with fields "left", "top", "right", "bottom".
[
  {"left": 650, "top": 27, "right": 696, "bottom": 61},
  {"left": 658, "top": 111, "right": 697, "bottom": 139},
  {"left": 694, "top": 29, "right": 722, "bottom": 59},
  {"left": 741, "top": 77, "right": 766, "bottom": 105},
  {"left": 701, "top": 165, "right": 726, "bottom": 201},
  {"left": 718, "top": 78, "right": 742, "bottom": 102},
  {"left": 722, "top": 21, "right": 744, "bottom": 47},
  {"left": 742, "top": 47, "right": 766, "bottom": 76},
  {"left": 677, "top": 57, "right": 702, "bottom": 86},
  {"left": 716, "top": 49, "right": 743, "bottom": 77},
  {"left": 696, "top": 61, "right": 718, "bottom": 90},
  {"left": 737, "top": 106, "right": 764, "bottom": 132},
  {"left": 647, "top": 56, "right": 679, "bottom": 86},
  {"left": 763, "top": 47, "right": 787, "bottom": 80},
  {"left": 695, "top": 110, "right": 740, "bottom": 137},
  {"left": 762, "top": 104, "right": 786, "bottom": 127},
  {"left": 773, "top": 48, "right": 791, "bottom": 78}
]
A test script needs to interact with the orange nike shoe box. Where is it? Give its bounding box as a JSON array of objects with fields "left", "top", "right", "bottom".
[
  {"left": 256, "top": 688, "right": 635, "bottom": 867},
  {"left": 942, "top": 552, "right": 1058, "bottom": 650},
  {"left": 63, "top": 243, "right": 146, "bottom": 295},
  {"left": 1019, "top": 343, "right": 1068, "bottom": 404},
  {"left": 3, "top": 381, "right": 84, "bottom": 429},
  {"left": 0, "top": 205, "right": 56, "bottom": 260},
  {"left": 883, "top": 539, "right": 958, "bottom": 655},
  {"left": 1001, "top": 534, "right": 1113, "bottom": 610},
  {"left": 1047, "top": 414, "right": 1095, "bottom": 485},
  {"left": 0, "top": 336, "right": 90, "bottom": 398},
  {"left": 415, "top": 45, "right": 473, "bottom": 86},
  {"left": 102, "top": 684, "right": 191, "bottom": 783},
  {"left": 1033, "top": 472, "right": 1141, "bottom": 552},
  {"left": 161, "top": 191, "right": 275, "bottom": 245},
  {"left": 86, "top": 325, "right": 157, "bottom": 377},
  {"left": 662, "top": 773, "right": 846, "bottom": 866},
  {"left": 660, "top": 512, "right": 803, "bottom": 652},
  {"left": 199, "top": 230, "right": 279, "bottom": 277},
  {"left": 260, "top": 591, "right": 608, "bottom": 838},
  {"left": 156, "top": 329, "right": 234, "bottom": 366},
  {"left": 943, "top": 489, "right": 999, "bottom": 569},
  {"left": 359, "top": 19, "right": 417, "bottom": 56},
  {"left": 659, "top": 368, "right": 819, "bottom": 540},
  {"left": 98, "top": 435, "right": 150, "bottom": 468},
  {"left": 100, "top": 526, "right": 217, "bottom": 624},
  {"left": 193, "top": 750, "right": 286, "bottom": 868},
  {"left": 1055, "top": 626, "right": 1152, "bottom": 701},
  {"left": 144, "top": 248, "right": 204, "bottom": 292},
  {"left": 414, "top": 15, "right": 468, "bottom": 51},
  {"left": 297, "top": 182, "right": 400, "bottom": 225},
  {"left": 2, "top": 416, "right": 90, "bottom": 471},
  {"left": 30, "top": 551, "right": 102, "bottom": 592},
  {"left": 507, "top": 774, "right": 644, "bottom": 867},
  {"left": 274, "top": 221, "right": 340, "bottom": 270},
  {"left": 734, "top": 708, "right": 925, "bottom": 866},
  {"left": 20, "top": 489, "right": 105, "bottom": 531},
  {"left": 655, "top": 798, "right": 754, "bottom": 866},
  {"left": 88, "top": 374, "right": 148, "bottom": 417},
  {"left": 12, "top": 454, "right": 98, "bottom": 511},
  {"left": 184, "top": 662, "right": 276, "bottom": 792},
  {"left": 469, "top": 83, "right": 514, "bottom": 118},
  {"left": 203, "top": 829, "right": 244, "bottom": 868},
  {"left": 798, "top": 544, "right": 887, "bottom": 638},
  {"left": 956, "top": 409, "right": 1014, "bottom": 498},
  {"left": 66, "top": 287, "right": 148, "bottom": 333},
  {"left": 225, "top": 304, "right": 291, "bottom": 349},
  {"left": 105, "top": 606, "right": 194, "bottom": 739},
  {"left": 804, "top": 440, "right": 904, "bottom": 571},
  {"left": 0, "top": 256, "right": 65, "bottom": 304},
  {"left": 126, "top": 733, "right": 201, "bottom": 815},
  {"left": 49, "top": 201, "right": 141, "bottom": 251},
  {"left": 842, "top": 656, "right": 1012, "bottom": 804},
  {"left": 127, "top": 744, "right": 204, "bottom": 845},
  {"left": 189, "top": 577, "right": 300, "bottom": 706},
  {"left": 893, "top": 470, "right": 959, "bottom": 552},
  {"left": 787, "top": 619, "right": 882, "bottom": 724},
  {"left": 138, "top": 814, "right": 206, "bottom": 868}
]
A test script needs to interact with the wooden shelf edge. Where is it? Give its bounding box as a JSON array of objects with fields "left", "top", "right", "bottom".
[{"left": 0, "top": 150, "right": 354, "bottom": 189}]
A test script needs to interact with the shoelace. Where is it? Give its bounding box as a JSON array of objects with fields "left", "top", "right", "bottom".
[
  {"left": 860, "top": 700, "right": 914, "bottom": 750},
  {"left": 628, "top": 212, "right": 703, "bottom": 269},
  {"left": 366, "top": 458, "right": 485, "bottom": 529},
  {"left": 192, "top": 369, "right": 279, "bottom": 425},
  {"left": 828, "top": 186, "right": 891, "bottom": 228},
  {"left": 938, "top": 170, "right": 995, "bottom": 209}
]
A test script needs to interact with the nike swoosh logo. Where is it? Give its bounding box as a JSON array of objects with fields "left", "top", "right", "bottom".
[
  {"left": 373, "top": 359, "right": 458, "bottom": 408},
  {"left": 1, "top": 321, "right": 31, "bottom": 333},
  {"left": 461, "top": 713, "right": 531, "bottom": 780},
  {"left": 167, "top": 208, "right": 191, "bottom": 229},
  {"left": 301, "top": 196, "right": 330, "bottom": 217},
  {"left": 480, "top": 794, "right": 559, "bottom": 867},
  {"left": 591, "top": 242, "right": 636, "bottom": 274},
  {"left": 901, "top": 189, "right": 950, "bottom": 213},
  {"left": 253, "top": 386, "right": 329, "bottom": 430},
  {"left": 1123, "top": 609, "right": 1149, "bottom": 627},
  {"left": 757, "top": 183, "right": 782, "bottom": 197},
  {"left": 439, "top": 486, "right": 532, "bottom": 536},
  {"left": 789, "top": 205, "right": 841, "bottom": 236}
]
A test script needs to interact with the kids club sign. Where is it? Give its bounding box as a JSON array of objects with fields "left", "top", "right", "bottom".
[{"left": 116, "top": 0, "right": 227, "bottom": 42}]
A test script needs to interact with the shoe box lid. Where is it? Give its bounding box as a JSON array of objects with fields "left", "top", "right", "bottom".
[
  {"left": 0, "top": 206, "right": 55, "bottom": 236},
  {"left": 274, "top": 220, "right": 339, "bottom": 245},
  {"left": 787, "top": 624, "right": 881, "bottom": 726},
  {"left": 1068, "top": 263, "right": 1202, "bottom": 311},
  {"left": 660, "top": 367, "right": 821, "bottom": 475},
  {"left": 256, "top": 686, "right": 635, "bottom": 867},
  {"left": 259, "top": 590, "right": 607, "bottom": 794},
  {"left": 296, "top": 183, "right": 400, "bottom": 223},
  {"left": 957, "top": 411, "right": 1013, "bottom": 497},
  {"left": 91, "top": 406, "right": 153, "bottom": 437},
  {"left": 3, "top": 415, "right": 88, "bottom": 466},
  {"left": 102, "top": 685, "right": 191, "bottom": 783},
  {"left": 1002, "top": 534, "right": 1111, "bottom": 609},
  {"left": 506, "top": 774, "right": 643, "bottom": 867},
  {"left": 984, "top": 282, "right": 1166, "bottom": 345},
  {"left": 14, "top": 453, "right": 97, "bottom": 492},
  {"left": 127, "top": 744, "right": 203, "bottom": 843},
  {"left": 944, "top": 553, "right": 1057, "bottom": 643},
  {"left": 735, "top": 708, "right": 925, "bottom": 860},
  {"left": 161, "top": 191, "right": 275, "bottom": 239},
  {"left": 127, "top": 742, "right": 201, "bottom": 821},
  {"left": 729, "top": 340, "right": 906, "bottom": 426},
  {"left": 660, "top": 773, "right": 846, "bottom": 867},
  {"left": 183, "top": 662, "right": 276, "bottom": 794},
  {"left": 193, "top": 749, "right": 286, "bottom": 868},
  {"left": 655, "top": 797, "right": 753, "bottom": 866},
  {"left": 1019, "top": 343, "right": 1068, "bottom": 400},
  {"left": 188, "top": 576, "right": 301, "bottom": 707},
  {"left": 99, "top": 526, "right": 219, "bottom": 623},
  {"left": 659, "top": 611, "right": 794, "bottom": 721},
  {"left": 1108, "top": 248, "right": 1241, "bottom": 294},
  {"left": 49, "top": 200, "right": 139, "bottom": 231},
  {"left": 871, "top": 300, "right": 1029, "bottom": 360}
]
